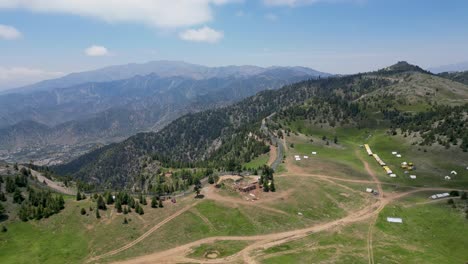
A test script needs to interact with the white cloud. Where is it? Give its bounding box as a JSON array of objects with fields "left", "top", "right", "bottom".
[
  {"left": 0, "top": 66, "right": 64, "bottom": 90},
  {"left": 0, "top": 24, "right": 22, "bottom": 40},
  {"left": 84, "top": 45, "right": 109, "bottom": 56},
  {"left": 179, "top": 26, "right": 224, "bottom": 43},
  {"left": 0, "top": 0, "right": 238, "bottom": 28}
]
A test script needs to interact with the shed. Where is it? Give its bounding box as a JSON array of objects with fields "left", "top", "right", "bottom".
[
  {"left": 387, "top": 217, "right": 403, "bottom": 223},
  {"left": 312, "top": 152, "right": 317, "bottom": 155}
]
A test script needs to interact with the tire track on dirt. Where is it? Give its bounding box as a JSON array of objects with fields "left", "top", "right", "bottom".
[{"left": 87, "top": 202, "right": 198, "bottom": 263}]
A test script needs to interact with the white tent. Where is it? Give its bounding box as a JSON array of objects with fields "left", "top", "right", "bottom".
[
  {"left": 295, "top": 157, "right": 301, "bottom": 161},
  {"left": 303, "top": 156, "right": 309, "bottom": 159},
  {"left": 445, "top": 176, "right": 451, "bottom": 180},
  {"left": 390, "top": 174, "right": 397, "bottom": 178},
  {"left": 387, "top": 217, "right": 403, "bottom": 223},
  {"left": 450, "top": 170, "right": 457, "bottom": 175},
  {"left": 311, "top": 152, "right": 317, "bottom": 155},
  {"left": 366, "top": 188, "right": 373, "bottom": 193},
  {"left": 396, "top": 154, "right": 402, "bottom": 158},
  {"left": 392, "top": 151, "right": 398, "bottom": 155},
  {"left": 410, "top": 175, "right": 416, "bottom": 179}
]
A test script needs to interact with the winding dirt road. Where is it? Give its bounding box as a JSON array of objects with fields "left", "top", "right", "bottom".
[{"left": 92, "top": 144, "right": 465, "bottom": 264}]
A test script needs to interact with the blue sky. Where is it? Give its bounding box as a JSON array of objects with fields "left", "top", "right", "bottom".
[{"left": 0, "top": 0, "right": 468, "bottom": 89}]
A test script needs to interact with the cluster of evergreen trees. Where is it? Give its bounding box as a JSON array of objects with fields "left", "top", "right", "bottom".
[
  {"left": 383, "top": 104, "right": 468, "bottom": 151},
  {"left": 85, "top": 191, "right": 167, "bottom": 218},
  {"left": 259, "top": 165, "right": 276, "bottom": 192},
  {"left": 18, "top": 189, "right": 65, "bottom": 221}
]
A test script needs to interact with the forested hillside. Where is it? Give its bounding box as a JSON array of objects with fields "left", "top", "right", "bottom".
[
  {"left": 54, "top": 62, "right": 468, "bottom": 189},
  {"left": 0, "top": 62, "right": 325, "bottom": 165},
  {"left": 438, "top": 71, "right": 468, "bottom": 85}
]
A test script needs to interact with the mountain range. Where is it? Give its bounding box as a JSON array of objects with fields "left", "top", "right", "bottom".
[
  {"left": 0, "top": 61, "right": 330, "bottom": 164},
  {"left": 54, "top": 62, "right": 468, "bottom": 189}
]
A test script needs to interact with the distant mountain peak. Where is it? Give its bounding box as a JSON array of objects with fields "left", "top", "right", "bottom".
[{"left": 380, "top": 61, "right": 427, "bottom": 73}]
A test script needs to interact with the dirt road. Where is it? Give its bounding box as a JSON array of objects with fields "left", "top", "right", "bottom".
[
  {"left": 28, "top": 167, "right": 75, "bottom": 195},
  {"left": 99, "top": 141, "right": 465, "bottom": 264}
]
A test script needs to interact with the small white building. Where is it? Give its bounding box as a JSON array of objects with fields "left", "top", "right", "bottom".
[
  {"left": 311, "top": 151, "right": 317, "bottom": 155},
  {"left": 445, "top": 176, "right": 451, "bottom": 180},
  {"left": 431, "top": 193, "right": 450, "bottom": 199},
  {"left": 389, "top": 173, "right": 397, "bottom": 178},
  {"left": 410, "top": 175, "right": 417, "bottom": 179},
  {"left": 387, "top": 217, "right": 403, "bottom": 223}
]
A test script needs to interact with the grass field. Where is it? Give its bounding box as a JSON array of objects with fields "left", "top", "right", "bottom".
[
  {"left": 373, "top": 200, "right": 468, "bottom": 263},
  {"left": 259, "top": 222, "right": 368, "bottom": 263},
  {"left": 244, "top": 154, "right": 269, "bottom": 169}
]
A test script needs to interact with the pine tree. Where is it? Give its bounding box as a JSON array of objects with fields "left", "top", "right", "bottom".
[
  {"left": 106, "top": 192, "right": 114, "bottom": 205},
  {"left": 158, "top": 199, "right": 164, "bottom": 208},
  {"left": 123, "top": 206, "right": 128, "bottom": 214},
  {"left": 80, "top": 208, "right": 86, "bottom": 215},
  {"left": 263, "top": 180, "right": 270, "bottom": 192},
  {"left": 96, "top": 208, "right": 101, "bottom": 219},
  {"left": 0, "top": 202, "right": 5, "bottom": 216},
  {"left": 151, "top": 196, "right": 158, "bottom": 208},
  {"left": 97, "top": 195, "right": 107, "bottom": 210},
  {"left": 76, "top": 191, "right": 82, "bottom": 201},
  {"left": 123, "top": 217, "right": 128, "bottom": 224},
  {"left": 13, "top": 189, "right": 24, "bottom": 204},
  {"left": 141, "top": 196, "right": 147, "bottom": 205},
  {"left": 1, "top": 225, "right": 7, "bottom": 232},
  {"left": 129, "top": 197, "right": 135, "bottom": 209},
  {"left": 115, "top": 199, "right": 123, "bottom": 213},
  {"left": 138, "top": 205, "right": 144, "bottom": 215},
  {"left": 0, "top": 192, "right": 6, "bottom": 202},
  {"left": 208, "top": 175, "right": 215, "bottom": 184},
  {"left": 270, "top": 180, "right": 276, "bottom": 192}
]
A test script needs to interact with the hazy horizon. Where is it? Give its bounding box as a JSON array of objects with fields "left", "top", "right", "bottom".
[{"left": 1, "top": 0, "right": 468, "bottom": 89}]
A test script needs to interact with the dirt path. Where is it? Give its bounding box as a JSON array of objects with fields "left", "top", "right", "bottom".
[
  {"left": 355, "top": 151, "right": 382, "bottom": 264},
  {"left": 267, "top": 145, "right": 277, "bottom": 167},
  {"left": 28, "top": 167, "right": 75, "bottom": 195},
  {"left": 113, "top": 183, "right": 461, "bottom": 264},
  {"left": 190, "top": 208, "right": 216, "bottom": 232},
  {"left": 87, "top": 202, "right": 199, "bottom": 263},
  {"left": 203, "top": 185, "right": 289, "bottom": 216},
  {"left": 103, "top": 144, "right": 466, "bottom": 264}
]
